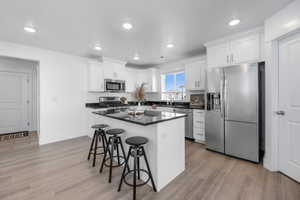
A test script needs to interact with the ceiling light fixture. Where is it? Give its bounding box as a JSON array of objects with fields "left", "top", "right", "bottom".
[
  {"left": 123, "top": 23, "right": 133, "bottom": 30},
  {"left": 24, "top": 26, "right": 37, "bottom": 33},
  {"left": 133, "top": 55, "right": 140, "bottom": 60},
  {"left": 94, "top": 44, "right": 102, "bottom": 51},
  {"left": 228, "top": 19, "right": 240, "bottom": 26},
  {"left": 167, "top": 43, "right": 174, "bottom": 48}
]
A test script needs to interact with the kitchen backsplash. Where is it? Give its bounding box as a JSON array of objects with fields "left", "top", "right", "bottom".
[{"left": 86, "top": 90, "right": 204, "bottom": 103}]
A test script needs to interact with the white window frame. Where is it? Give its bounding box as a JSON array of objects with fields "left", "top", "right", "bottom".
[{"left": 161, "top": 71, "right": 185, "bottom": 100}]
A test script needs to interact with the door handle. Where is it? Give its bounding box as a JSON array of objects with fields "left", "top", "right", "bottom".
[{"left": 276, "top": 110, "right": 285, "bottom": 116}]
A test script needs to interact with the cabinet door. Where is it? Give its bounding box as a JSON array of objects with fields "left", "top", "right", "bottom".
[
  {"left": 136, "top": 70, "right": 153, "bottom": 92},
  {"left": 125, "top": 68, "right": 136, "bottom": 92},
  {"left": 185, "top": 61, "right": 203, "bottom": 90},
  {"left": 207, "top": 43, "right": 230, "bottom": 68},
  {"left": 230, "top": 34, "right": 260, "bottom": 64},
  {"left": 88, "top": 62, "right": 104, "bottom": 92},
  {"left": 198, "top": 62, "right": 206, "bottom": 90}
]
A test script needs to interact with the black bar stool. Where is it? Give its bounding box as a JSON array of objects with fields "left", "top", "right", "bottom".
[
  {"left": 118, "top": 136, "right": 156, "bottom": 200},
  {"left": 87, "top": 124, "right": 109, "bottom": 167},
  {"left": 99, "top": 128, "right": 128, "bottom": 183}
]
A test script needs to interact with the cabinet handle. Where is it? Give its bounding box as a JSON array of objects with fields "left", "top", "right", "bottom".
[
  {"left": 231, "top": 54, "right": 234, "bottom": 63},
  {"left": 227, "top": 55, "right": 229, "bottom": 64}
]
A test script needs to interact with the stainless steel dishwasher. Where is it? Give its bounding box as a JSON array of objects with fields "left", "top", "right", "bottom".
[{"left": 173, "top": 108, "right": 193, "bottom": 139}]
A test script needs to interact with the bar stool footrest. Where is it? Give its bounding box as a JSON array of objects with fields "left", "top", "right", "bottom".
[
  {"left": 103, "top": 156, "right": 126, "bottom": 168},
  {"left": 123, "top": 169, "right": 150, "bottom": 187}
]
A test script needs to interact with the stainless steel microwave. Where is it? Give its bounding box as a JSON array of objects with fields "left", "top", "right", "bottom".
[{"left": 104, "top": 79, "right": 126, "bottom": 92}]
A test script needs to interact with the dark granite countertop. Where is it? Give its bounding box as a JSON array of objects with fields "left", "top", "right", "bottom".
[
  {"left": 92, "top": 108, "right": 187, "bottom": 126},
  {"left": 86, "top": 101, "right": 204, "bottom": 110}
]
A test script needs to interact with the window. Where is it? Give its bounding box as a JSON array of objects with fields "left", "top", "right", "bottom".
[{"left": 161, "top": 71, "right": 186, "bottom": 100}]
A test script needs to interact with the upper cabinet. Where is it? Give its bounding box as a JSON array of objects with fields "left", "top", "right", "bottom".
[
  {"left": 102, "top": 58, "right": 127, "bottom": 80},
  {"left": 185, "top": 60, "right": 206, "bottom": 90},
  {"left": 206, "top": 43, "right": 230, "bottom": 68},
  {"left": 87, "top": 60, "right": 104, "bottom": 92},
  {"left": 87, "top": 58, "right": 158, "bottom": 93},
  {"left": 205, "top": 28, "right": 264, "bottom": 68},
  {"left": 136, "top": 68, "right": 158, "bottom": 92}
]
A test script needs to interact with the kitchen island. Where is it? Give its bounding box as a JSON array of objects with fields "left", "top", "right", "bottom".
[{"left": 92, "top": 108, "right": 186, "bottom": 191}]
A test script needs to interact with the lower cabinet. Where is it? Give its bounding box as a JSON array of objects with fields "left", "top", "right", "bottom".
[{"left": 193, "top": 110, "right": 205, "bottom": 143}]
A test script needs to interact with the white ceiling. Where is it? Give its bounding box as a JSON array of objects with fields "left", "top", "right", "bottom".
[{"left": 0, "top": 0, "right": 292, "bottom": 67}]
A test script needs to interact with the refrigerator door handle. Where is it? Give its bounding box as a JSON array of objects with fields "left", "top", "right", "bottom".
[{"left": 220, "top": 73, "right": 225, "bottom": 118}]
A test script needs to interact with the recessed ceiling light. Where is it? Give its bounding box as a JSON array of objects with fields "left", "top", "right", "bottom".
[
  {"left": 228, "top": 19, "right": 240, "bottom": 26},
  {"left": 133, "top": 55, "right": 139, "bottom": 60},
  {"left": 123, "top": 23, "right": 133, "bottom": 30},
  {"left": 167, "top": 43, "right": 174, "bottom": 48},
  {"left": 94, "top": 45, "right": 102, "bottom": 51},
  {"left": 24, "top": 26, "right": 37, "bottom": 33}
]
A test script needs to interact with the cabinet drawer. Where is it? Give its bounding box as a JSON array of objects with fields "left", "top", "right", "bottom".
[
  {"left": 193, "top": 110, "right": 205, "bottom": 114},
  {"left": 193, "top": 120, "right": 205, "bottom": 129},
  {"left": 193, "top": 128, "right": 205, "bottom": 140}
]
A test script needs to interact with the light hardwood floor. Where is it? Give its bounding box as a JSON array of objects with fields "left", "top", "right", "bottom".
[{"left": 0, "top": 136, "right": 299, "bottom": 200}]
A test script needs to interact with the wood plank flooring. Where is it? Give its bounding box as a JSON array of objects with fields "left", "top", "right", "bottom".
[{"left": 0, "top": 136, "right": 299, "bottom": 200}]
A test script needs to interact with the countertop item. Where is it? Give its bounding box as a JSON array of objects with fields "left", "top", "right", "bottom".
[{"left": 93, "top": 108, "right": 187, "bottom": 126}]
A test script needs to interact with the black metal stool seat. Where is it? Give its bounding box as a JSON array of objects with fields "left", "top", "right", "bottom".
[
  {"left": 99, "top": 128, "right": 128, "bottom": 183},
  {"left": 91, "top": 124, "right": 109, "bottom": 129},
  {"left": 106, "top": 128, "right": 125, "bottom": 135},
  {"left": 118, "top": 136, "right": 156, "bottom": 200},
  {"left": 87, "top": 124, "right": 109, "bottom": 167},
  {"left": 126, "top": 136, "right": 148, "bottom": 146}
]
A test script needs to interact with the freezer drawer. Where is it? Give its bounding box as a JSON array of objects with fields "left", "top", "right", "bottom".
[
  {"left": 225, "top": 121, "right": 259, "bottom": 162},
  {"left": 205, "top": 111, "right": 224, "bottom": 153}
]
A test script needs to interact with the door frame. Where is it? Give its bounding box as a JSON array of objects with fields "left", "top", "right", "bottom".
[
  {"left": 0, "top": 56, "right": 39, "bottom": 141},
  {"left": 264, "top": 28, "right": 300, "bottom": 172}
]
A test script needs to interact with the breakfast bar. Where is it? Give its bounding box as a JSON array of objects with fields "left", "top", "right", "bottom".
[{"left": 93, "top": 108, "right": 186, "bottom": 191}]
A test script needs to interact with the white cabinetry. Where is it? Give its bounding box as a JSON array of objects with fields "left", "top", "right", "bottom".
[
  {"left": 136, "top": 68, "right": 158, "bottom": 92},
  {"left": 102, "top": 59, "right": 126, "bottom": 79},
  {"left": 206, "top": 43, "right": 230, "bottom": 68},
  {"left": 193, "top": 109, "right": 205, "bottom": 142},
  {"left": 230, "top": 34, "right": 260, "bottom": 65},
  {"left": 205, "top": 28, "right": 263, "bottom": 69},
  {"left": 125, "top": 68, "right": 137, "bottom": 92},
  {"left": 87, "top": 61, "right": 104, "bottom": 92},
  {"left": 185, "top": 60, "right": 206, "bottom": 90}
]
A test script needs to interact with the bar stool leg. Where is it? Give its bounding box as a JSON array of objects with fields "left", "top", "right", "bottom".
[
  {"left": 116, "top": 142, "right": 121, "bottom": 165},
  {"left": 100, "top": 137, "right": 111, "bottom": 173},
  {"left": 118, "top": 146, "right": 132, "bottom": 192},
  {"left": 133, "top": 148, "right": 137, "bottom": 200},
  {"left": 137, "top": 155, "right": 141, "bottom": 180},
  {"left": 92, "top": 132, "right": 99, "bottom": 167},
  {"left": 101, "top": 131, "right": 107, "bottom": 153},
  {"left": 142, "top": 146, "right": 157, "bottom": 192},
  {"left": 87, "top": 131, "right": 96, "bottom": 160},
  {"left": 108, "top": 137, "right": 115, "bottom": 183},
  {"left": 119, "top": 137, "right": 130, "bottom": 171}
]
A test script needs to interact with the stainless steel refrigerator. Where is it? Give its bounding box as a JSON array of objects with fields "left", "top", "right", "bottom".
[{"left": 205, "top": 62, "right": 264, "bottom": 163}]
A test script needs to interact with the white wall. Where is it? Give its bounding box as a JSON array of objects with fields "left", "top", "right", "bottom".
[{"left": 0, "top": 41, "right": 89, "bottom": 145}]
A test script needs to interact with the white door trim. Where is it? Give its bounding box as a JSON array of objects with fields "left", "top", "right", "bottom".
[{"left": 264, "top": 29, "right": 300, "bottom": 172}]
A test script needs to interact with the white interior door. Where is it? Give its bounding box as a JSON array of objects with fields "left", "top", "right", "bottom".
[
  {"left": 278, "top": 32, "right": 300, "bottom": 182},
  {"left": 0, "top": 71, "right": 29, "bottom": 134}
]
